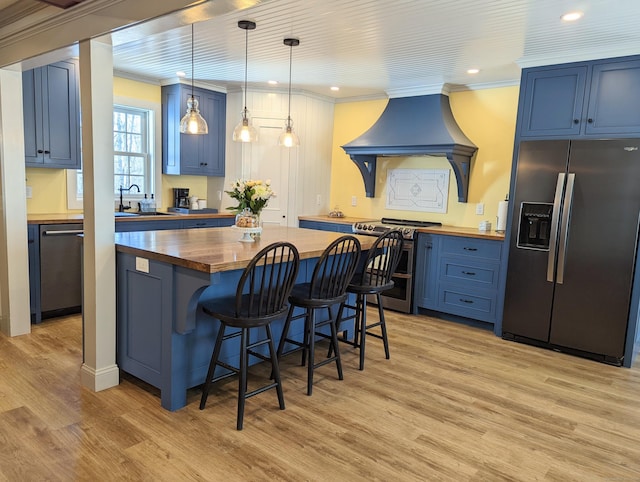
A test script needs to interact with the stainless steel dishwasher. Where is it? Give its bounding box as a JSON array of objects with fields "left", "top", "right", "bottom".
[{"left": 39, "top": 223, "right": 83, "bottom": 317}]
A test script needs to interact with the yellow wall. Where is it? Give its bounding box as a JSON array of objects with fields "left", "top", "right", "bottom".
[
  {"left": 26, "top": 77, "right": 208, "bottom": 213},
  {"left": 25, "top": 168, "right": 71, "bottom": 213},
  {"left": 330, "top": 86, "right": 519, "bottom": 227}
]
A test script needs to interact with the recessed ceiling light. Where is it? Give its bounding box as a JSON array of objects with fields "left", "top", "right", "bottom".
[
  {"left": 467, "top": 68, "right": 480, "bottom": 74},
  {"left": 330, "top": 86, "right": 340, "bottom": 91},
  {"left": 268, "top": 80, "right": 278, "bottom": 85},
  {"left": 561, "top": 11, "right": 583, "bottom": 22},
  {"left": 176, "top": 71, "right": 186, "bottom": 77}
]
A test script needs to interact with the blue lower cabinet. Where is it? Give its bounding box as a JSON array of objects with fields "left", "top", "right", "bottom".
[
  {"left": 115, "top": 220, "right": 180, "bottom": 233},
  {"left": 299, "top": 219, "right": 354, "bottom": 233},
  {"left": 414, "top": 233, "right": 503, "bottom": 325},
  {"left": 182, "top": 218, "right": 234, "bottom": 229}
]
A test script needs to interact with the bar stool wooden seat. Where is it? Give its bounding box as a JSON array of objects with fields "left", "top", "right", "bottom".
[
  {"left": 199, "top": 241, "right": 300, "bottom": 430},
  {"left": 337, "top": 230, "right": 404, "bottom": 370},
  {"left": 276, "top": 235, "right": 361, "bottom": 395}
]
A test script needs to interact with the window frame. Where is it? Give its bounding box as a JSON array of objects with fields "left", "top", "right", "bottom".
[{"left": 66, "top": 95, "right": 162, "bottom": 210}]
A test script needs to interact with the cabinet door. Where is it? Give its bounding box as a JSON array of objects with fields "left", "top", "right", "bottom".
[
  {"left": 200, "top": 89, "right": 225, "bottom": 176},
  {"left": 520, "top": 66, "right": 587, "bottom": 137},
  {"left": 162, "top": 84, "right": 226, "bottom": 177},
  {"left": 23, "top": 69, "right": 43, "bottom": 164},
  {"left": 585, "top": 59, "right": 640, "bottom": 135},
  {"left": 413, "top": 234, "right": 438, "bottom": 311},
  {"left": 43, "top": 61, "right": 79, "bottom": 168},
  {"left": 23, "top": 61, "right": 80, "bottom": 168}
]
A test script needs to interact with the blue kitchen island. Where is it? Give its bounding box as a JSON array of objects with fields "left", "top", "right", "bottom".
[{"left": 115, "top": 226, "right": 374, "bottom": 411}]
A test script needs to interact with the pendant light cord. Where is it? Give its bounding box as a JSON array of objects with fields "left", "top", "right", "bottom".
[
  {"left": 191, "top": 24, "right": 195, "bottom": 99},
  {"left": 287, "top": 42, "right": 292, "bottom": 126},
  {"left": 243, "top": 26, "right": 249, "bottom": 113}
]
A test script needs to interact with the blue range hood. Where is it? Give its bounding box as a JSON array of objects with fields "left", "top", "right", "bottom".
[{"left": 341, "top": 94, "right": 477, "bottom": 202}]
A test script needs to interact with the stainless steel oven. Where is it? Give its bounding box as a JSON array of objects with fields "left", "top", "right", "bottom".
[{"left": 353, "top": 218, "right": 441, "bottom": 313}]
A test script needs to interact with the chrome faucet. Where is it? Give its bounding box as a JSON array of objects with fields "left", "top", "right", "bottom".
[{"left": 118, "top": 184, "right": 141, "bottom": 212}]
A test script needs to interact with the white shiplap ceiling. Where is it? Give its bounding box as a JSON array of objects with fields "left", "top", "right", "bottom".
[{"left": 8, "top": 0, "right": 640, "bottom": 100}]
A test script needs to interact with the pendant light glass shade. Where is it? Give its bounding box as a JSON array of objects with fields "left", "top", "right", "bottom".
[
  {"left": 233, "top": 20, "right": 258, "bottom": 143},
  {"left": 232, "top": 109, "right": 258, "bottom": 142},
  {"left": 278, "top": 118, "right": 299, "bottom": 147},
  {"left": 179, "top": 24, "right": 208, "bottom": 135},
  {"left": 278, "top": 37, "right": 300, "bottom": 147}
]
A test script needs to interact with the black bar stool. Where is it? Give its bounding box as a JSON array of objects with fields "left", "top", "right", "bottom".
[
  {"left": 337, "top": 230, "right": 404, "bottom": 370},
  {"left": 276, "top": 235, "right": 361, "bottom": 395},
  {"left": 199, "top": 242, "right": 300, "bottom": 430}
]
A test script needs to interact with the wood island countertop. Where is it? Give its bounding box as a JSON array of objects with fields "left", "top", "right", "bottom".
[
  {"left": 115, "top": 225, "right": 376, "bottom": 274},
  {"left": 27, "top": 212, "right": 235, "bottom": 224}
]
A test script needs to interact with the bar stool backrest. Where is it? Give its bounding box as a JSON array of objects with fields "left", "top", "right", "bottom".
[
  {"left": 306, "top": 235, "right": 362, "bottom": 301},
  {"left": 356, "top": 230, "right": 404, "bottom": 288},
  {"left": 234, "top": 242, "right": 300, "bottom": 321}
]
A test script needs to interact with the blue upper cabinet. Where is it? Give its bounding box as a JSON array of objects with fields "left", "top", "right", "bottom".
[
  {"left": 162, "top": 83, "right": 226, "bottom": 177},
  {"left": 23, "top": 60, "right": 81, "bottom": 169},
  {"left": 585, "top": 59, "right": 640, "bottom": 135},
  {"left": 519, "top": 56, "right": 640, "bottom": 139},
  {"left": 520, "top": 66, "right": 587, "bottom": 138}
]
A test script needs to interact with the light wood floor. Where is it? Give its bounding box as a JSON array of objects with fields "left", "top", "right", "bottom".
[{"left": 1, "top": 311, "right": 639, "bottom": 481}]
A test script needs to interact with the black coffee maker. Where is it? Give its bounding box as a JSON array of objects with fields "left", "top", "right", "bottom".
[{"left": 173, "top": 188, "right": 190, "bottom": 208}]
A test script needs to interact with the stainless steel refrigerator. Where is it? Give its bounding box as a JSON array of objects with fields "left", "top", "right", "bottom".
[{"left": 502, "top": 139, "right": 640, "bottom": 365}]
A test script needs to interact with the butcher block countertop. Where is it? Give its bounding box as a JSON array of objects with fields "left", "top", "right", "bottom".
[
  {"left": 27, "top": 212, "right": 235, "bottom": 224},
  {"left": 115, "top": 225, "right": 376, "bottom": 274},
  {"left": 298, "top": 215, "right": 505, "bottom": 240}
]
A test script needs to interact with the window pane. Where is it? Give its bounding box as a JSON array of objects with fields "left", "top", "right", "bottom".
[
  {"left": 76, "top": 172, "right": 83, "bottom": 196},
  {"left": 128, "top": 133, "right": 142, "bottom": 153},
  {"left": 114, "top": 175, "right": 128, "bottom": 193},
  {"left": 129, "top": 156, "right": 145, "bottom": 175},
  {"left": 114, "top": 155, "right": 129, "bottom": 175},
  {"left": 128, "top": 113, "right": 142, "bottom": 134},
  {"left": 113, "top": 112, "right": 126, "bottom": 131},
  {"left": 114, "top": 133, "right": 126, "bottom": 151}
]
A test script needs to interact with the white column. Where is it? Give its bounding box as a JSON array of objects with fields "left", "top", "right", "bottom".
[
  {"left": 0, "top": 66, "right": 30, "bottom": 336},
  {"left": 78, "top": 38, "right": 119, "bottom": 391}
]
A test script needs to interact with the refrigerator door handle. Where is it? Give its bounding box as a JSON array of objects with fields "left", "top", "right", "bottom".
[
  {"left": 556, "top": 173, "right": 575, "bottom": 284},
  {"left": 547, "top": 173, "right": 565, "bottom": 282}
]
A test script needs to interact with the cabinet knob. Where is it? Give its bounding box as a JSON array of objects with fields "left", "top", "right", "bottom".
[
  {"left": 460, "top": 298, "right": 474, "bottom": 304},
  {"left": 463, "top": 247, "right": 477, "bottom": 251},
  {"left": 573, "top": 119, "right": 579, "bottom": 124},
  {"left": 37, "top": 149, "right": 43, "bottom": 153},
  {"left": 587, "top": 118, "right": 594, "bottom": 124},
  {"left": 44, "top": 150, "right": 50, "bottom": 154}
]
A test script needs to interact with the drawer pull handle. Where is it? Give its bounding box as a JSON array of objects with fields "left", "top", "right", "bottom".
[
  {"left": 463, "top": 247, "right": 478, "bottom": 251},
  {"left": 462, "top": 271, "right": 476, "bottom": 276},
  {"left": 459, "top": 298, "right": 474, "bottom": 304}
]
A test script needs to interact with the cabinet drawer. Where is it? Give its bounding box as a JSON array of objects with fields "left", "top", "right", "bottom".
[
  {"left": 440, "top": 236, "right": 502, "bottom": 260},
  {"left": 439, "top": 257, "right": 500, "bottom": 290},
  {"left": 438, "top": 285, "right": 497, "bottom": 323}
]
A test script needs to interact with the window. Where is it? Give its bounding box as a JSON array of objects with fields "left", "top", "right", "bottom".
[
  {"left": 113, "top": 106, "right": 150, "bottom": 195},
  {"left": 67, "top": 97, "right": 160, "bottom": 210}
]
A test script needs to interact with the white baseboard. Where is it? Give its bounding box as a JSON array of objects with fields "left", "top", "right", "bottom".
[{"left": 80, "top": 363, "right": 120, "bottom": 392}]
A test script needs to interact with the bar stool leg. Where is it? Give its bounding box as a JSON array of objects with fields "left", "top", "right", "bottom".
[
  {"left": 358, "top": 295, "right": 368, "bottom": 371},
  {"left": 307, "top": 309, "right": 316, "bottom": 396},
  {"left": 237, "top": 328, "right": 249, "bottom": 430},
  {"left": 328, "top": 306, "right": 344, "bottom": 381},
  {"left": 200, "top": 323, "right": 226, "bottom": 410},
  {"left": 266, "top": 324, "right": 285, "bottom": 410},
  {"left": 377, "top": 293, "right": 390, "bottom": 359}
]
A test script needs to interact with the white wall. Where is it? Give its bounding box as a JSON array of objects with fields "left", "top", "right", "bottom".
[{"left": 221, "top": 88, "right": 335, "bottom": 225}]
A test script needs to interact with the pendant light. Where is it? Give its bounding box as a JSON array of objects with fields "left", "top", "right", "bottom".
[
  {"left": 179, "top": 23, "right": 208, "bottom": 135},
  {"left": 278, "top": 37, "right": 300, "bottom": 147},
  {"left": 232, "top": 20, "right": 258, "bottom": 143}
]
